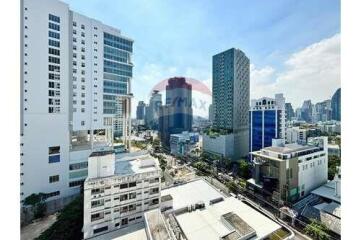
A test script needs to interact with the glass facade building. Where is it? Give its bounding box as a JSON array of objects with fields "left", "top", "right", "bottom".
[{"left": 249, "top": 94, "right": 286, "bottom": 153}]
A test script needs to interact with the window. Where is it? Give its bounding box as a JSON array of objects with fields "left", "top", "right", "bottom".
[
  {"left": 49, "top": 56, "right": 60, "bottom": 64},
  {"left": 120, "top": 183, "right": 128, "bottom": 189},
  {"left": 91, "top": 188, "right": 104, "bottom": 195},
  {"left": 73, "top": 29, "right": 77, "bottom": 35},
  {"left": 49, "top": 31, "right": 60, "bottom": 39},
  {"left": 69, "top": 180, "right": 84, "bottom": 187},
  {"left": 121, "top": 218, "right": 128, "bottom": 226},
  {"left": 91, "top": 212, "right": 104, "bottom": 222},
  {"left": 129, "top": 192, "right": 136, "bottom": 199},
  {"left": 49, "top": 14, "right": 60, "bottom": 23},
  {"left": 91, "top": 199, "right": 104, "bottom": 208},
  {"left": 49, "top": 39, "right": 60, "bottom": 47},
  {"left": 49, "top": 146, "right": 60, "bottom": 155},
  {"left": 120, "top": 194, "right": 128, "bottom": 201},
  {"left": 150, "top": 198, "right": 159, "bottom": 205},
  {"left": 81, "top": 32, "right": 85, "bottom": 37},
  {"left": 49, "top": 175, "right": 59, "bottom": 183},
  {"left": 44, "top": 191, "right": 60, "bottom": 199},
  {"left": 69, "top": 162, "right": 87, "bottom": 170},
  {"left": 73, "top": 22, "right": 77, "bottom": 27},
  {"left": 49, "top": 48, "right": 60, "bottom": 56},
  {"left": 128, "top": 204, "right": 136, "bottom": 211},
  {"left": 48, "top": 22, "right": 60, "bottom": 31},
  {"left": 129, "top": 182, "right": 136, "bottom": 188},
  {"left": 93, "top": 226, "right": 108, "bottom": 234},
  {"left": 81, "top": 121, "right": 85, "bottom": 125},
  {"left": 150, "top": 187, "right": 159, "bottom": 195},
  {"left": 73, "top": 37, "right": 77, "bottom": 43},
  {"left": 49, "top": 73, "right": 60, "bottom": 80},
  {"left": 49, "top": 65, "right": 60, "bottom": 72}
]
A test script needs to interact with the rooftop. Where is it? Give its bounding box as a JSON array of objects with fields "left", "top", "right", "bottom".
[
  {"left": 175, "top": 197, "right": 281, "bottom": 240},
  {"left": 161, "top": 179, "right": 225, "bottom": 210},
  {"left": 114, "top": 151, "right": 160, "bottom": 176},
  {"left": 264, "top": 144, "right": 317, "bottom": 154},
  {"left": 311, "top": 180, "right": 341, "bottom": 203}
]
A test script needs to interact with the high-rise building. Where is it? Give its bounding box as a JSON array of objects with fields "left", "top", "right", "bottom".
[
  {"left": 136, "top": 101, "right": 146, "bottom": 120},
  {"left": 331, "top": 88, "right": 341, "bottom": 121},
  {"left": 145, "top": 90, "right": 162, "bottom": 129},
  {"left": 20, "top": 0, "right": 133, "bottom": 204},
  {"left": 313, "top": 100, "right": 332, "bottom": 122},
  {"left": 285, "top": 103, "right": 294, "bottom": 121},
  {"left": 159, "top": 77, "right": 193, "bottom": 147},
  {"left": 209, "top": 48, "right": 250, "bottom": 159},
  {"left": 301, "top": 100, "right": 313, "bottom": 123},
  {"left": 208, "top": 104, "right": 215, "bottom": 123},
  {"left": 249, "top": 94, "right": 286, "bottom": 153}
]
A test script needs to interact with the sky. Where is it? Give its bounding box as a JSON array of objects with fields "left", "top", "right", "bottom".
[{"left": 63, "top": 0, "right": 340, "bottom": 117}]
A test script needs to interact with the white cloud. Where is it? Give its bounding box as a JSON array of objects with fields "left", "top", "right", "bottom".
[{"left": 251, "top": 33, "right": 340, "bottom": 108}]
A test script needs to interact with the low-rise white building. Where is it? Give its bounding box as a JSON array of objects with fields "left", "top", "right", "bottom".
[
  {"left": 170, "top": 131, "right": 199, "bottom": 156},
  {"left": 285, "top": 127, "right": 307, "bottom": 144},
  {"left": 202, "top": 133, "right": 234, "bottom": 158},
  {"left": 83, "top": 150, "right": 161, "bottom": 239}
]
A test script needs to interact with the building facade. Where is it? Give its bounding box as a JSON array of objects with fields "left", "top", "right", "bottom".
[
  {"left": 145, "top": 90, "right": 162, "bottom": 130},
  {"left": 285, "top": 127, "right": 308, "bottom": 144},
  {"left": 300, "top": 100, "right": 313, "bottom": 123},
  {"left": 20, "top": 0, "right": 132, "bottom": 204},
  {"left": 159, "top": 77, "right": 193, "bottom": 148},
  {"left": 211, "top": 48, "right": 250, "bottom": 159},
  {"left": 285, "top": 103, "right": 294, "bottom": 122},
  {"left": 248, "top": 137, "right": 328, "bottom": 203},
  {"left": 136, "top": 101, "right": 146, "bottom": 120},
  {"left": 331, "top": 88, "right": 341, "bottom": 121},
  {"left": 83, "top": 151, "right": 161, "bottom": 239},
  {"left": 249, "top": 94, "right": 286, "bottom": 153}
]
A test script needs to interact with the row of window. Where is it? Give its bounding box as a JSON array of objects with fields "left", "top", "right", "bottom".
[
  {"left": 49, "top": 175, "right": 59, "bottom": 183},
  {"left": 49, "top": 14, "right": 60, "bottom": 23},
  {"left": 69, "top": 161, "right": 88, "bottom": 170}
]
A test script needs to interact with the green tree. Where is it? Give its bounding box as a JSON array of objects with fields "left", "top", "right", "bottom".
[
  {"left": 24, "top": 193, "right": 46, "bottom": 219},
  {"left": 304, "top": 219, "right": 329, "bottom": 240},
  {"left": 238, "top": 160, "right": 250, "bottom": 179},
  {"left": 226, "top": 181, "right": 239, "bottom": 193},
  {"left": 328, "top": 155, "right": 341, "bottom": 180},
  {"left": 37, "top": 196, "right": 83, "bottom": 240}
]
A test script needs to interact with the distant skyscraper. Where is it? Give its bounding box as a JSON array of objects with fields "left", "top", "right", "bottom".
[
  {"left": 136, "top": 101, "right": 146, "bottom": 120},
  {"left": 212, "top": 48, "right": 250, "bottom": 158},
  {"left": 331, "top": 88, "right": 341, "bottom": 121},
  {"left": 301, "top": 100, "right": 313, "bottom": 123},
  {"left": 285, "top": 103, "right": 294, "bottom": 121},
  {"left": 145, "top": 90, "right": 162, "bottom": 129},
  {"left": 208, "top": 104, "right": 215, "bottom": 123},
  {"left": 314, "top": 100, "right": 332, "bottom": 122},
  {"left": 159, "top": 77, "right": 193, "bottom": 147},
  {"left": 20, "top": 0, "right": 133, "bottom": 204},
  {"left": 249, "top": 94, "right": 286, "bottom": 152}
]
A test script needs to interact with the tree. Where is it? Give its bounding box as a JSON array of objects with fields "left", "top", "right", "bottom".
[
  {"left": 328, "top": 155, "right": 341, "bottom": 180},
  {"left": 24, "top": 193, "right": 46, "bottom": 219},
  {"left": 304, "top": 219, "right": 329, "bottom": 240},
  {"left": 226, "top": 181, "right": 239, "bottom": 193},
  {"left": 238, "top": 160, "right": 250, "bottom": 179},
  {"left": 36, "top": 196, "right": 83, "bottom": 240}
]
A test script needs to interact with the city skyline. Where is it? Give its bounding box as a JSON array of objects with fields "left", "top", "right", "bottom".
[{"left": 62, "top": 0, "right": 340, "bottom": 117}]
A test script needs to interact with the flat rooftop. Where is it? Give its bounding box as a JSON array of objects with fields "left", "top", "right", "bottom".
[
  {"left": 311, "top": 180, "right": 341, "bottom": 203},
  {"left": 175, "top": 197, "right": 281, "bottom": 240},
  {"left": 114, "top": 151, "right": 159, "bottom": 176},
  {"left": 264, "top": 143, "right": 318, "bottom": 154},
  {"left": 161, "top": 179, "right": 225, "bottom": 210}
]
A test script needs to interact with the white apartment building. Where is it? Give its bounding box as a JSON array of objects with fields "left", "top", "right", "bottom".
[
  {"left": 83, "top": 151, "right": 161, "bottom": 239},
  {"left": 20, "top": 0, "right": 133, "bottom": 204},
  {"left": 285, "top": 127, "right": 308, "bottom": 144}
]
